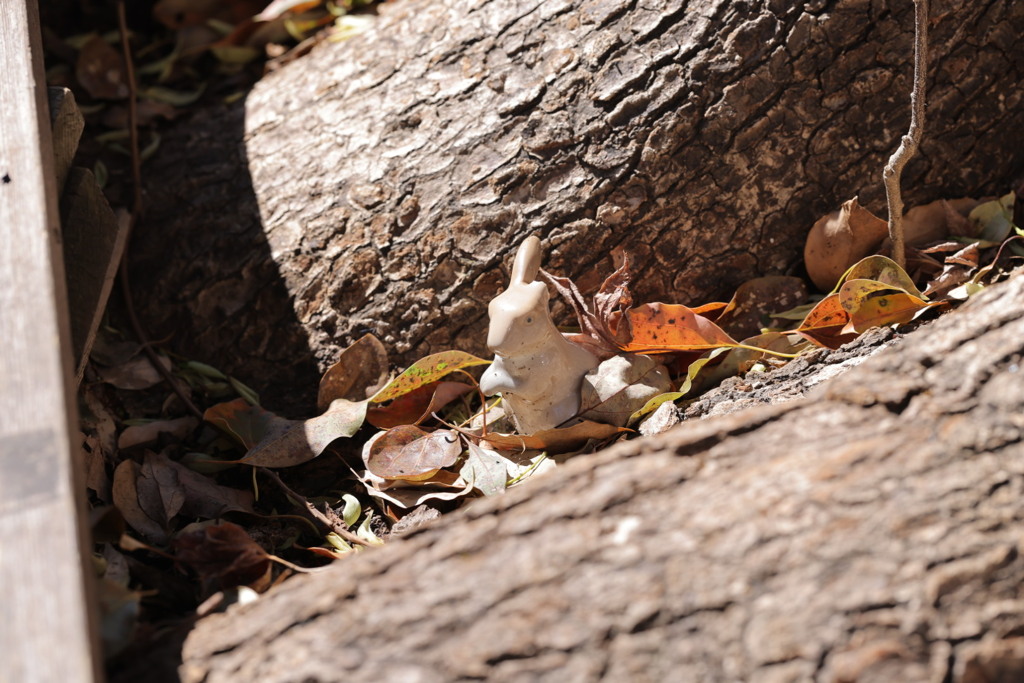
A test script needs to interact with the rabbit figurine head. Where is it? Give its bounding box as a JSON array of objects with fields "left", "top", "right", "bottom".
[
  {"left": 485, "top": 236, "right": 551, "bottom": 357},
  {"left": 479, "top": 236, "right": 598, "bottom": 434}
]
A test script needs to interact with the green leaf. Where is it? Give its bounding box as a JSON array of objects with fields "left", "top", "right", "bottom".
[
  {"left": 325, "top": 532, "right": 352, "bottom": 553},
  {"left": 183, "top": 361, "right": 227, "bottom": 380},
  {"left": 211, "top": 45, "right": 260, "bottom": 65},
  {"left": 341, "top": 494, "right": 361, "bottom": 528},
  {"left": 674, "top": 352, "right": 723, "bottom": 397},
  {"left": 142, "top": 84, "right": 205, "bottom": 107},
  {"left": 228, "top": 377, "right": 260, "bottom": 405},
  {"left": 969, "top": 192, "right": 1015, "bottom": 243},
  {"left": 370, "top": 351, "right": 489, "bottom": 404},
  {"left": 628, "top": 392, "right": 685, "bottom": 425},
  {"left": 357, "top": 512, "right": 384, "bottom": 545}
]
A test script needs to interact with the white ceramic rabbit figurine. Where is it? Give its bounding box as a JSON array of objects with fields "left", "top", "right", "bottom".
[{"left": 479, "top": 236, "right": 598, "bottom": 434}]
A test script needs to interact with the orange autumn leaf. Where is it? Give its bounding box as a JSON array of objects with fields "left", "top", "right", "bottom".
[
  {"left": 842, "top": 292, "right": 940, "bottom": 334},
  {"left": 690, "top": 301, "right": 728, "bottom": 321},
  {"left": 838, "top": 278, "right": 941, "bottom": 334},
  {"left": 615, "top": 303, "right": 738, "bottom": 353},
  {"left": 796, "top": 294, "right": 857, "bottom": 349}
]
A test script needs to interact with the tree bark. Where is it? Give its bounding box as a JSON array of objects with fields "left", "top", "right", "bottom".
[
  {"left": 132, "top": 0, "right": 1024, "bottom": 412},
  {"left": 179, "top": 269, "right": 1024, "bottom": 682}
]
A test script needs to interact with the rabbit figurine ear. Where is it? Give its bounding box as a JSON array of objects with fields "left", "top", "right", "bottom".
[{"left": 510, "top": 236, "right": 542, "bottom": 285}]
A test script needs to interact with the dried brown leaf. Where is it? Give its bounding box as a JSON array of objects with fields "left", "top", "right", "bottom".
[
  {"left": 366, "top": 381, "right": 473, "bottom": 430},
  {"left": 317, "top": 334, "right": 390, "bottom": 411},
  {"left": 804, "top": 198, "right": 889, "bottom": 291},
  {"left": 112, "top": 460, "right": 167, "bottom": 543},
  {"left": 173, "top": 522, "right": 270, "bottom": 592},
  {"left": 237, "top": 398, "right": 367, "bottom": 468},
  {"left": 364, "top": 426, "right": 462, "bottom": 481},
  {"left": 482, "top": 420, "right": 627, "bottom": 453},
  {"left": 142, "top": 452, "right": 254, "bottom": 519},
  {"left": 118, "top": 416, "right": 199, "bottom": 451},
  {"left": 76, "top": 35, "right": 128, "bottom": 100}
]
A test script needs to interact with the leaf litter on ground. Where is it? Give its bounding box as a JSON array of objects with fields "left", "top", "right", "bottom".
[{"left": 82, "top": 180, "right": 1024, "bottom": 664}]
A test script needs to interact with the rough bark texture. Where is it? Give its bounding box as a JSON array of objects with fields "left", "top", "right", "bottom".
[
  {"left": 181, "top": 270, "right": 1024, "bottom": 683},
  {"left": 132, "top": 0, "right": 1024, "bottom": 412}
]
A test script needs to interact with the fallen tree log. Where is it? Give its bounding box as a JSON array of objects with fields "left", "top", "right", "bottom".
[
  {"left": 181, "top": 270, "right": 1024, "bottom": 683},
  {"left": 132, "top": 0, "right": 1024, "bottom": 412}
]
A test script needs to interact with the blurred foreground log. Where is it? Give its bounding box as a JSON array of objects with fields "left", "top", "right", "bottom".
[{"left": 181, "top": 270, "right": 1024, "bottom": 682}]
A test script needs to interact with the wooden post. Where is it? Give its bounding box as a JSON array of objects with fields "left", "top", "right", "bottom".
[{"left": 0, "top": 1, "right": 102, "bottom": 681}]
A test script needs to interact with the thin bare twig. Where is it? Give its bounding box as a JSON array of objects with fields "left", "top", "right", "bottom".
[
  {"left": 258, "top": 468, "right": 371, "bottom": 547},
  {"left": 883, "top": 0, "right": 929, "bottom": 270},
  {"left": 116, "top": 2, "right": 203, "bottom": 420}
]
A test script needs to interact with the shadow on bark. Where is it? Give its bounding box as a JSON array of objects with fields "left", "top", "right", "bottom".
[{"left": 130, "top": 101, "right": 322, "bottom": 416}]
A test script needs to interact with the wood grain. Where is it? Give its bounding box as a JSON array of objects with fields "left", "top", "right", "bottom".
[{"left": 0, "top": 1, "right": 101, "bottom": 681}]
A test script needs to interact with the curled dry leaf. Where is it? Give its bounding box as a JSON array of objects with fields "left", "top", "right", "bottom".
[
  {"left": 899, "top": 197, "right": 979, "bottom": 244},
  {"left": 460, "top": 441, "right": 511, "bottom": 497},
  {"left": 838, "top": 280, "right": 940, "bottom": 334},
  {"left": 95, "top": 353, "right": 172, "bottom": 390},
  {"left": 923, "top": 243, "right": 982, "bottom": 298},
  {"left": 541, "top": 256, "right": 632, "bottom": 359},
  {"left": 118, "top": 416, "right": 199, "bottom": 450},
  {"left": 364, "top": 426, "right": 462, "bottom": 481},
  {"left": 360, "top": 475, "right": 475, "bottom": 509},
  {"left": 112, "top": 459, "right": 168, "bottom": 543},
  {"left": 204, "top": 399, "right": 292, "bottom": 450},
  {"left": 481, "top": 420, "right": 627, "bottom": 453},
  {"left": 237, "top": 398, "right": 367, "bottom": 468},
  {"left": 173, "top": 522, "right": 271, "bottom": 592},
  {"left": 842, "top": 255, "right": 925, "bottom": 298},
  {"left": 135, "top": 453, "right": 186, "bottom": 530},
  {"left": 370, "top": 351, "right": 490, "bottom": 404},
  {"left": 112, "top": 452, "right": 257, "bottom": 544},
  {"left": 804, "top": 197, "right": 889, "bottom": 291},
  {"left": 143, "top": 452, "right": 255, "bottom": 519},
  {"left": 796, "top": 295, "right": 857, "bottom": 349},
  {"left": 579, "top": 354, "right": 672, "bottom": 427},
  {"left": 317, "top": 333, "right": 390, "bottom": 411},
  {"left": 366, "top": 381, "right": 474, "bottom": 430}
]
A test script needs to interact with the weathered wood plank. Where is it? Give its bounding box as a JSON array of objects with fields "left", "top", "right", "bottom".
[{"left": 0, "top": 1, "right": 102, "bottom": 681}]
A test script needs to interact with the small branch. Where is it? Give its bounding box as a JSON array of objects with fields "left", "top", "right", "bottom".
[
  {"left": 117, "top": 2, "right": 203, "bottom": 420},
  {"left": 883, "top": 0, "right": 929, "bottom": 270},
  {"left": 258, "top": 468, "right": 371, "bottom": 547}
]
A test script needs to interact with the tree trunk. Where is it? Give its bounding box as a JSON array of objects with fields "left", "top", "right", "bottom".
[
  {"left": 132, "top": 0, "right": 1024, "bottom": 412},
  {"left": 179, "top": 269, "right": 1024, "bottom": 683}
]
